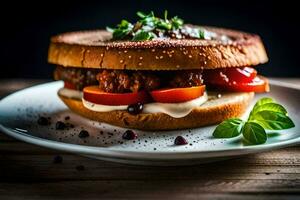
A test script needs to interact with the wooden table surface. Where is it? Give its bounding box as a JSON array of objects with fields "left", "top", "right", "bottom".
[{"left": 0, "top": 78, "right": 300, "bottom": 200}]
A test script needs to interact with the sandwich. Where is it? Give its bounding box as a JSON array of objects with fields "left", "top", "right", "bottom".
[{"left": 48, "top": 11, "right": 269, "bottom": 130}]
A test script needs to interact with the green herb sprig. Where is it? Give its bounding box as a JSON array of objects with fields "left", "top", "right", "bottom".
[
  {"left": 107, "top": 10, "right": 205, "bottom": 41},
  {"left": 213, "top": 97, "right": 295, "bottom": 145}
]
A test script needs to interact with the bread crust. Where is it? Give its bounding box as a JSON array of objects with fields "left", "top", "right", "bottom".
[
  {"left": 48, "top": 27, "right": 268, "bottom": 70},
  {"left": 58, "top": 92, "right": 254, "bottom": 130}
]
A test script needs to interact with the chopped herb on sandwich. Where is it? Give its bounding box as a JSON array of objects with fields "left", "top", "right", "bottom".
[{"left": 107, "top": 10, "right": 207, "bottom": 41}]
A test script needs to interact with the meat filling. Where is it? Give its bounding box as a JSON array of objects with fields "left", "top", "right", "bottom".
[
  {"left": 54, "top": 67, "right": 98, "bottom": 90},
  {"left": 54, "top": 66, "right": 203, "bottom": 92},
  {"left": 96, "top": 70, "right": 161, "bottom": 93}
]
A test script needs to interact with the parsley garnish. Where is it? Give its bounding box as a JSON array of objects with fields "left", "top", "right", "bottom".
[
  {"left": 107, "top": 10, "right": 205, "bottom": 41},
  {"left": 213, "top": 97, "right": 295, "bottom": 145}
]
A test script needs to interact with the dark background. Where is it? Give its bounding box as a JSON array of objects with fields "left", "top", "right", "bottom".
[{"left": 1, "top": 0, "right": 299, "bottom": 78}]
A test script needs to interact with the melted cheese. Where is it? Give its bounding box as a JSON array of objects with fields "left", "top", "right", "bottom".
[
  {"left": 58, "top": 88, "right": 82, "bottom": 99},
  {"left": 82, "top": 99, "right": 128, "bottom": 112},
  {"left": 143, "top": 93, "right": 207, "bottom": 118},
  {"left": 59, "top": 88, "right": 208, "bottom": 118}
]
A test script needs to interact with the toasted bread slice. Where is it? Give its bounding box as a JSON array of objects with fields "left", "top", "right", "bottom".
[
  {"left": 48, "top": 27, "right": 268, "bottom": 70},
  {"left": 58, "top": 91, "right": 253, "bottom": 130}
]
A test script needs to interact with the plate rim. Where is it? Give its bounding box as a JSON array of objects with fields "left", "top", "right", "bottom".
[
  {"left": 0, "top": 79, "right": 300, "bottom": 161},
  {"left": 1, "top": 124, "right": 300, "bottom": 160}
]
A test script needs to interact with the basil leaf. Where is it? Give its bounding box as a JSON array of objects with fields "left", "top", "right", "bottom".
[
  {"left": 132, "top": 31, "right": 155, "bottom": 41},
  {"left": 250, "top": 97, "right": 274, "bottom": 113},
  {"left": 213, "top": 118, "right": 244, "bottom": 138},
  {"left": 255, "top": 97, "right": 274, "bottom": 107},
  {"left": 254, "top": 103, "right": 287, "bottom": 115},
  {"left": 242, "top": 122, "right": 267, "bottom": 144},
  {"left": 249, "top": 102, "right": 288, "bottom": 120},
  {"left": 251, "top": 110, "right": 295, "bottom": 130},
  {"left": 249, "top": 97, "right": 275, "bottom": 119}
]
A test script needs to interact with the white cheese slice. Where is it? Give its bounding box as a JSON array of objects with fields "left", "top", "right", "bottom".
[
  {"left": 58, "top": 88, "right": 82, "bottom": 99},
  {"left": 143, "top": 92, "right": 207, "bottom": 118}
]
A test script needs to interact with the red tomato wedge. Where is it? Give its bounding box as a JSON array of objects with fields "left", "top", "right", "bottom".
[
  {"left": 207, "top": 75, "right": 270, "bottom": 93},
  {"left": 203, "top": 67, "right": 269, "bottom": 93},
  {"left": 83, "top": 86, "right": 150, "bottom": 105},
  {"left": 64, "top": 81, "right": 76, "bottom": 90},
  {"left": 203, "top": 67, "right": 257, "bottom": 84},
  {"left": 150, "top": 85, "right": 206, "bottom": 103}
]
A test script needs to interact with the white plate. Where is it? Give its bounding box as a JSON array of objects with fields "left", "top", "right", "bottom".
[{"left": 0, "top": 80, "right": 299, "bottom": 166}]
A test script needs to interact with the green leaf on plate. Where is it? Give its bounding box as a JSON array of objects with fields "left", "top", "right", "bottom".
[
  {"left": 242, "top": 122, "right": 267, "bottom": 144},
  {"left": 249, "top": 102, "right": 288, "bottom": 120},
  {"left": 250, "top": 110, "right": 295, "bottom": 130},
  {"left": 254, "top": 97, "right": 274, "bottom": 107},
  {"left": 249, "top": 97, "right": 274, "bottom": 116},
  {"left": 213, "top": 118, "right": 244, "bottom": 138}
]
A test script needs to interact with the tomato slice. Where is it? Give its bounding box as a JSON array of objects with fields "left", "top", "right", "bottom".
[
  {"left": 83, "top": 86, "right": 150, "bottom": 105},
  {"left": 150, "top": 85, "right": 206, "bottom": 103},
  {"left": 207, "top": 75, "right": 269, "bottom": 93},
  {"left": 203, "top": 67, "right": 257, "bottom": 84},
  {"left": 203, "top": 67, "right": 269, "bottom": 93},
  {"left": 64, "top": 81, "right": 77, "bottom": 90}
]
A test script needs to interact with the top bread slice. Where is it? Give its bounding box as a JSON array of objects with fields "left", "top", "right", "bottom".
[{"left": 48, "top": 26, "right": 268, "bottom": 70}]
